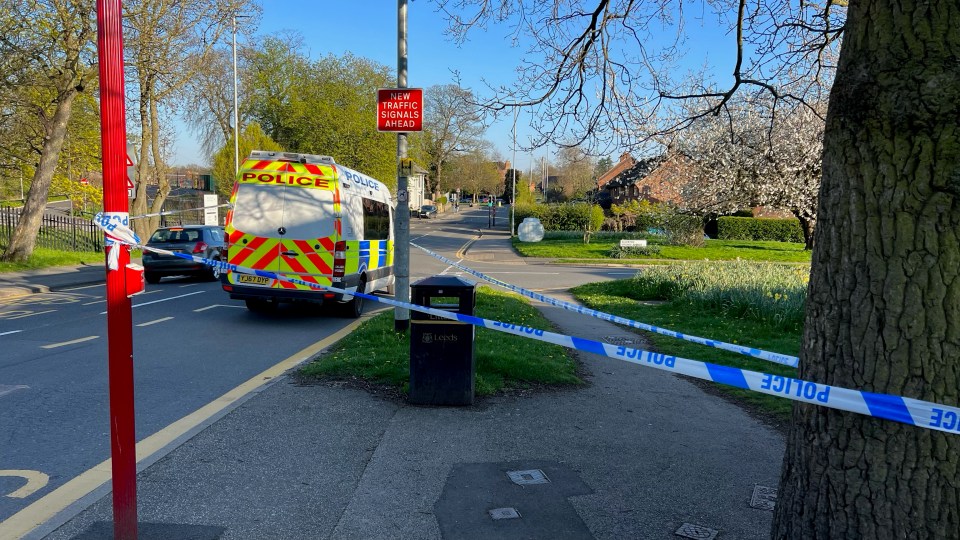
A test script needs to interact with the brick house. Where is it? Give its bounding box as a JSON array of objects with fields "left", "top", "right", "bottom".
[
  {"left": 596, "top": 152, "right": 637, "bottom": 191},
  {"left": 599, "top": 152, "right": 691, "bottom": 206},
  {"left": 599, "top": 151, "right": 796, "bottom": 220}
]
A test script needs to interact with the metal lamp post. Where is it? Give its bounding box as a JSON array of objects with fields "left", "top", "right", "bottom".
[
  {"left": 232, "top": 14, "right": 249, "bottom": 176},
  {"left": 511, "top": 106, "right": 517, "bottom": 236}
]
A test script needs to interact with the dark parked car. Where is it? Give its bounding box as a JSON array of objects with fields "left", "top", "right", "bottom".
[
  {"left": 418, "top": 204, "right": 438, "bottom": 219},
  {"left": 142, "top": 225, "right": 225, "bottom": 283}
]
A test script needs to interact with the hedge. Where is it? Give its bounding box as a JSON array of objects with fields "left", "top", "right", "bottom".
[
  {"left": 717, "top": 216, "right": 803, "bottom": 243},
  {"left": 514, "top": 203, "right": 604, "bottom": 232}
]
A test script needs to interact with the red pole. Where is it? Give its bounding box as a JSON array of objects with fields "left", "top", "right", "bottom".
[{"left": 96, "top": 1, "right": 138, "bottom": 538}]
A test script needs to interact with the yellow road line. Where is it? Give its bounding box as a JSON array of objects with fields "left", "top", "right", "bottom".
[
  {"left": 454, "top": 237, "right": 479, "bottom": 259},
  {"left": 0, "top": 316, "right": 368, "bottom": 540},
  {"left": 0, "top": 471, "right": 49, "bottom": 499}
]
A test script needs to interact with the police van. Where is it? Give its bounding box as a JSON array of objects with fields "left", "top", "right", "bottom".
[{"left": 221, "top": 151, "right": 395, "bottom": 317}]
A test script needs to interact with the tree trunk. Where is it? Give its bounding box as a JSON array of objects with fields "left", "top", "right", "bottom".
[
  {"left": 772, "top": 2, "right": 960, "bottom": 538},
  {"left": 1, "top": 91, "right": 78, "bottom": 261},
  {"left": 796, "top": 213, "right": 816, "bottom": 251}
]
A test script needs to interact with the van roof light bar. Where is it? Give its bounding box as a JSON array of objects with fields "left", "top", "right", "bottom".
[{"left": 248, "top": 150, "right": 336, "bottom": 165}]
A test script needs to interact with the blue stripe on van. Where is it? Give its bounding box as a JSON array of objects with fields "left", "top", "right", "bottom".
[{"left": 359, "top": 240, "right": 370, "bottom": 270}]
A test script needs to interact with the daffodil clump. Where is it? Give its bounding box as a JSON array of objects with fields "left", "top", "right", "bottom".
[{"left": 631, "top": 260, "right": 810, "bottom": 330}]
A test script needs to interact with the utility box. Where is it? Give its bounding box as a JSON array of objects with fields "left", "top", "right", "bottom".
[{"left": 409, "top": 276, "right": 477, "bottom": 406}]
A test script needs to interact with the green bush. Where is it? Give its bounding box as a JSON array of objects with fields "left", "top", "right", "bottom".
[
  {"left": 515, "top": 203, "right": 604, "bottom": 232},
  {"left": 608, "top": 245, "right": 662, "bottom": 258},
  {"left": 607, "top": 200, "right": 670, "bottom": 232},
  {"left": 662, "top": 213, "right": 705, "bottom": 247},
  {"left": 717, "top": 216, "right": 803, "bottom": 243}
]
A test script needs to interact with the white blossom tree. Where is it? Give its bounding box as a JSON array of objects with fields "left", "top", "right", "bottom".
[{"left": 680, "top": 96, "right": 824, "bottom": 248}]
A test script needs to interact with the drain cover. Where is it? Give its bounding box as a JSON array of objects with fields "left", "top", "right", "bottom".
[
  {"left": 602, "top": 336, "right": 637, "bottom": 346},
  {"left": 750, "top": 485, "right": 778, "bottom": 511},
  {"left": 489, "top": 507, "right": 521, "bottom": 520},
  {"left": 675, "top": 522, "right": 719, "bottom": 540},
  {"left": 507, "top": 469, "right": 550, "bottom": 485}
]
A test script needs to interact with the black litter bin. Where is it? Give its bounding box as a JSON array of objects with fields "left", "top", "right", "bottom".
[{"left": 409, "top": 276, "right": 476, "bottom": 405}]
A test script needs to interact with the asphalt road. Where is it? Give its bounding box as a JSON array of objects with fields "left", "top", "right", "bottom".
[{"left": 0, "top": 278, "right": 369, "bottom": 522}]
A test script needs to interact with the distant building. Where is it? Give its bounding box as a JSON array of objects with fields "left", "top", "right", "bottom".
[
  {"left": 596, "top": 152, "right": 638, "bottom": 191},
  {"left": 407, "top": 161, "right": 429, "bottom": 210},
  {"left": 599, "top": 152, "right": 690, "bottom": 206},
  {"left": 597, "top": 151, "right": 795, "bottom": 219}
]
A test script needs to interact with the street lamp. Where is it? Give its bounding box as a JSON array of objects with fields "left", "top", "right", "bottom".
[
  {"left": 511, "top": 106, "right": 518, "bottom": 237},
  {"left": 232, "top": 14, "right": 250, "bottom": 176}
]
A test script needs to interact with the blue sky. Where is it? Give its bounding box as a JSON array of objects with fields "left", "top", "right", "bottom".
[{"left": 170, "top": 1, "right": 735, "bottom": 173}]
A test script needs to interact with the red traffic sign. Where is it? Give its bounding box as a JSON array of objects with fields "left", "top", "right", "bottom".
[
  {"left": 80, "top": 178, "right": 89, "bottom": 186},
  {"left": 377, "top": 88, "right": 423, "bottom": 132},
  {"left": 126, "top": 142, "right": 136, "bottom": 190}
]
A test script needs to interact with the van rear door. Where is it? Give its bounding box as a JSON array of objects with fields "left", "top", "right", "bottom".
[
  {"left": 276, "top": 184, "right": 337, "bottom": 291},
  {"left": 228, "top": 181, "right": 285, "bottom": 287}
]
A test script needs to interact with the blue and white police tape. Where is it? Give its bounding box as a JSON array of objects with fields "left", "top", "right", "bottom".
[
  {"left": 94, "top": 212, "right": 142, "bottom": 270},
  {"left": 411, "top": 242, "right": 800, "bottom": 368},
  {"left": 92, "top": 218, "right": 960, "bottom": 435}
]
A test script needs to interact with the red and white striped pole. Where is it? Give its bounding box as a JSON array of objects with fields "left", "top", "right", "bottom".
[{"left": 96, "top": 1, "right": 138, "bottom": 538}]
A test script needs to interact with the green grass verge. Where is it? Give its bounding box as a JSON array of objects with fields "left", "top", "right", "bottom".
[
  {"left": 300, "top": 287, "right": 582, "bottom": 395},
  {"left": 513, "top": 236, "right": 811, "bottom": 263},
  {"left": 0, "top": 247, "right": 105, "bottom": 272},
  {"left": 571, "top": 280, "right": 801, "bottom": 420}
]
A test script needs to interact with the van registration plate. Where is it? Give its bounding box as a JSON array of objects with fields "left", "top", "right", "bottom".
[{"left": 237, "top": 274, "right": 271, "bottom": 286}]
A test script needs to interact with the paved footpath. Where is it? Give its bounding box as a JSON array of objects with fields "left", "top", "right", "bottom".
[{"left": 6, "top": 222, "right": 786, "bottom": 540}]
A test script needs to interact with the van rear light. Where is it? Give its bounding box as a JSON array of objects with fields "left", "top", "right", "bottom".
[
  {"left": 192, "top": 241, "right": 208, "bottom": 254},
  {"left": 333, "top": 241, "right": 346, "bottom": 277}
]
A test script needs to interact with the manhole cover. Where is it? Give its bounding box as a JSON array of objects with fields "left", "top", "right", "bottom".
[
  {"left": 675, "top": 522, "right": 719, "bottom": 540},
  {"left": 750, "top": 485, "right": 778, "bottom": 511},
  {"left": 507, "top": 469, "right": 550, "bottom": 485},
  {"left": 489, "top": 507, "right": 521, "bottom": 520},
  {"left": 602, "top": 335, "right": 637, "bottom": 346}
]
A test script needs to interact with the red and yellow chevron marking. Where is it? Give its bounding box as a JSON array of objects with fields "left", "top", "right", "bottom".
[
  {"left": 292, "top": 239, "right": 333, "bottom": 275},
  {"left": 278, "top": 239, "right": 334, "bottom": 290},
  {"left": 226, "top": 233, "right": 280, "bottom": 286}
]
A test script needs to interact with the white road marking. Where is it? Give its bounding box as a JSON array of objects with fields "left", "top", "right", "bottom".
[
  {"left": 0, "top": 384, "right": 29, "bottom": 398},
  {"left": 82, "top": 299, "right": 107, "bottom": 306},
  {"left": 62, "top": 284, "right": 104, "bottom": 292},
  {"left": 41, "top": 336, "right": 99, "bottom": 349},
  {"left": 193, "top": 304, "right": 245, "bottom": 312},
  {"left": 8, "top": 310, "right": 56, "bottom": 320},
  {"left": 99, "top": 290, "right": 205, "bottom": 314},
  {"left": 136, "top": 317, "right": 174, "bottom": 327},
  {"left": 0, "top": 330, "right": 23, "bottom": 336},
  {"left": 482, "top": 272, "right": 561, "bottom": 275}
]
